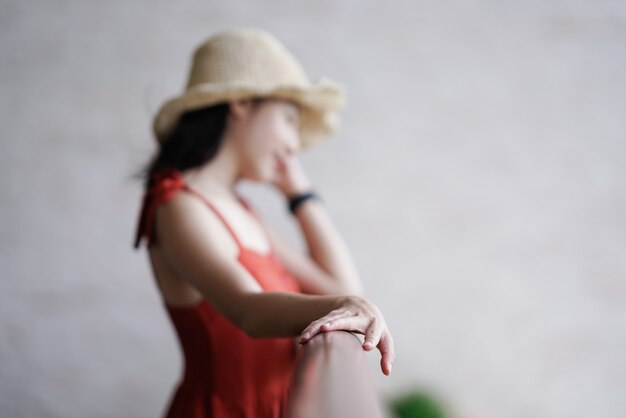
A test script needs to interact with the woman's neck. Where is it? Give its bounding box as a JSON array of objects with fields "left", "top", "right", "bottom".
[{"left": 182, "top": 147, "right": 242, "bottom": 201}]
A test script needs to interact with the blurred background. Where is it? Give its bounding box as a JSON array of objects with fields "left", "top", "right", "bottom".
[{"left": 1, "top": 1, "right": 625, "bottom": 417}]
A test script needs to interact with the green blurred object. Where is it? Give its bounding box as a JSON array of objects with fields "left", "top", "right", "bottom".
[{"left": 389, "top": 390, "right": 450, "bottom": 418}]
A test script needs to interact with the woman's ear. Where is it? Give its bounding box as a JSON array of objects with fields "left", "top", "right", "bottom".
[{"left": 229, "top": 98, "right": 255, "bottom": 120}]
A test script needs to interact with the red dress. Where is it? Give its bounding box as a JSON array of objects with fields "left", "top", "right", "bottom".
[{"left": 133, "top": 167, "right": 302, "bottom": 418}]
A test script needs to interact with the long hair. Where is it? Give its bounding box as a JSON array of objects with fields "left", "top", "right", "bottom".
[{"left": 134, "top": 97, "right": 266, "bottom": 191}]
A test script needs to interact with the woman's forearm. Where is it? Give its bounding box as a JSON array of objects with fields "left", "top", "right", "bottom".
[
  {"left": 294, "top": 199, "right": 364, "bottom": 295},
  {"left": 240, "top": 291, "right": 345, "bottom": 338}
]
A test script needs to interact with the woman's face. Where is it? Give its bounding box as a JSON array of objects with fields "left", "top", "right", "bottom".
[{"left": 229, "top": 98, "right": 302, "bottom": 183}]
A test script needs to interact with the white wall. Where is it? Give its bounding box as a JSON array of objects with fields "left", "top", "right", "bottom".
[{"left": 1, "top": 1, "right": 624, "bottom": 417}]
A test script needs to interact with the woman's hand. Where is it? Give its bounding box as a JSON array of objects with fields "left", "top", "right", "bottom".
[
  {"left": 298, "top": 295, "right": 396, "bottom": 376},
  {"left": 271, "top": 153, "right": 313, "bottom": 197}
]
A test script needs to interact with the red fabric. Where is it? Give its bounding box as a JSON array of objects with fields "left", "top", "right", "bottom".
[{"left": 134, "top": 167, "right": 302, "bottom": 418}]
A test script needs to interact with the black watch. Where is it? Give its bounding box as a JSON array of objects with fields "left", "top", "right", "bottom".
[{"left": 288, "top": 191, "right": 319, "bottom": 214}]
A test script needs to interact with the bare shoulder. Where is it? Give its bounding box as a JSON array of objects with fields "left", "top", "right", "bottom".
[
  {"left": 152, "top": 190, "right": 264, "bottom": 326},
  {"left": 155, "top": 191, "right": 239, "bottom": 261}
]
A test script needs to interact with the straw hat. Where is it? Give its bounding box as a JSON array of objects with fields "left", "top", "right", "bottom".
[{"left": 152, "top": 27, "right": 347, "bottom": 150}]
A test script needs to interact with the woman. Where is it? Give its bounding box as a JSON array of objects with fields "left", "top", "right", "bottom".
[{"left": 133, "top": 28, "right": 395, "bottom": 417}]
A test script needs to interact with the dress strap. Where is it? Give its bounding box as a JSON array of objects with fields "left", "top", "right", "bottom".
[
  {"left": 133, "top": 167, "right": 262, "bottom": 252},
  {"left": 181, "top": 186, "right": 245, "bottom": 250}
]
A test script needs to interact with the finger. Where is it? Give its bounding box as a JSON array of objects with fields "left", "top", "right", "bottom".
[
  {"left": 300, "top": 312, "right": 341, "bottom": 338},
  {"left": 299, "top": 311, "right": 354, "bottom": 343},
  {"left": 363, "top": 321, "right": 375, "bottom": 349},
  {"left": 362, "top": 317, "right": 383, "bottom": 351},
  {"left": 319, "top": 310, "right": 357, "bottom": 331},
  {"left": 299, "top": 312, "right": 355, "bottom": 342},
  {"left": 317, "top": 314, "right": 365, "bottom": 334},
  {"left": 378, "top": 331, "right": 395, "bottom": 376}
]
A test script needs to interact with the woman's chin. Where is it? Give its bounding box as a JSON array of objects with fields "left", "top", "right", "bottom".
[
  {"left": 265, "top": 172, "right": 279, "bottom": 184},
  {"left": 266, "top": 164, "right": 281, "bottom": 182},
  {"left": 244, "top": 163, "right": 276, "bottom": 183},
  {"left": 250, "top": 167, "right": 275, "bottom": 184}
]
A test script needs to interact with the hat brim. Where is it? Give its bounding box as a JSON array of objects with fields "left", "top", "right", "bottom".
[{"left": 152, "top": 77, "right": 347, "bottom": 150}]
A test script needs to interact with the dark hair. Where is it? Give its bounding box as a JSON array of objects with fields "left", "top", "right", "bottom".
[{"left": 134, "top": 97, "right": 266, "bottom": 191}]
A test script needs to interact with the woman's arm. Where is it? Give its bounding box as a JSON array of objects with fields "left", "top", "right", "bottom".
[
  {"left": 242, "top": 198, "right": 362, "bottom": 295},
  {"left": 156, "top": 191, "right": 344, "bottom": 337},
  {"left": 155, "top": 192, "right": 394, "bottom": 375},
  {"left": 272, "top": 153, "right": 364, "bottom": 296},
  {"left": 260, "top": 202, "right": 364, "bottom": 296},
  {"left": 291, "top": 197, "right": 364, "bottom": 295}
]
